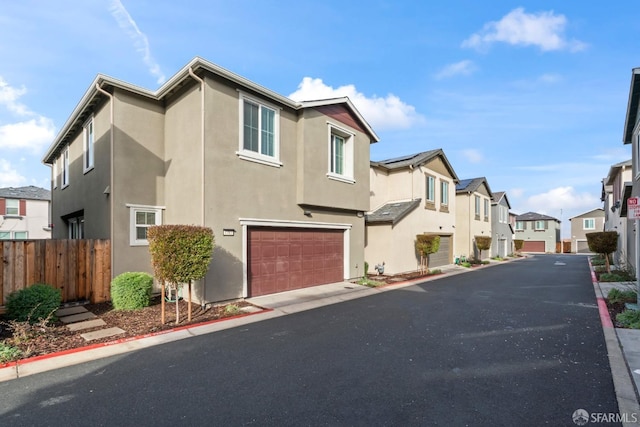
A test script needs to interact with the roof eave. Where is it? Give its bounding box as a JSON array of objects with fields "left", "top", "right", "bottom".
[{"left": 623, "top": 68, "right": 640, "bottom": 145}]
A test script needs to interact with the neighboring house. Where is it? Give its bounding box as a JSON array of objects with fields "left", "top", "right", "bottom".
[
  {"left": 0, "top": 186, "right": 51, "bottom": 240},
  {"left": 455, "top": 177, "right": 493, "bottom": 260},
  {"left": 490, "top": 191, "right": 513, "bottom": 258},
  {"left": 514, "top": 212, "right": 561, "bottom": 253},
  {"left": 366, "top": 149, "right": 459, "bottom": 274},
  {"left": 622, "top": 67, "right": 640, "bottom": 276},
  {"left": 601, "top": 159, "right": 633, "bottom": 268},
  {"left": 569, "top": 208, "right": 605, "bottom": 253},
  {"left": 41, "top": 57, "right": 379, "bottom": 302}
]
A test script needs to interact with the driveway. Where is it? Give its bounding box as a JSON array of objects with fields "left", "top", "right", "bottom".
[{"left": 0, "top": 254, "right": 620, "bottom": 426}]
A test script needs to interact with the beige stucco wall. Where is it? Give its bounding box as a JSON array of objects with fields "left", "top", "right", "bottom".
[
  {"left": 0, "top": 199, "right": 50, "bottom": 239},
  {"left": 455, "top": 190, "right": 492, "bottom": 259},
  {"left": 366, "top": 158, "right": 457, "bottom": 274},
  {"left": 570, "top": 209, "right": 605, "bottom": 252}
]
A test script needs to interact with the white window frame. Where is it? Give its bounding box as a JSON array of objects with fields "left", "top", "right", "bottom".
[
  {"left": 237, "top": 93, "right": 281, "bottom": 168},
  {"left": 425, "top": 175, "right": 436, "bottom": 203},
  {"left": 53, "top": 158, "right": 58, "bottom": 189},
  {"left": 535, "top": 220, "right": 545, "bottom": 230},
  {"left": 68, "top": 217, "right": 84, "bottom": 239},
  {"left": 13, "top": 231, "right": 27, "bottom": 240},
  {"left": 327, "top": 123, "right": 355, "bottom": 184},
  {"left": 516, "top": 221, "right": 524, "bottom": 231},
  {"left": 83, "top": 116, "right": 94, "bottom": 173},
  {"left": 5, "top": 199, "right": 19, "bottom": 216},
  {"left": 484, "top": 199, "right": 489, "bottom": 219},
  {"left": 474, "top": 195, "right": 481, "bottom": 218},
  {"left": 583, "top": 218, "right": 595, "bottom": 230},
  {"left": 62, "top": 147, "right": 69, "bottom": 188},
  {"left": 440, "top": 180, "right": 449, "bottom": 206},
  {"left": 127, "top": 204, "right": 164, "bottom": 246},
  {"left": 0, "top": 231, "right": 10, "bottom": 239}
]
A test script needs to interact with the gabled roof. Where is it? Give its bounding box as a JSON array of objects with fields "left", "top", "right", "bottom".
[
  {"left": 491, "top": 191, "right": 511, "bottom": 209},
  {"left": 515, "top": 211, "right": 560, "bottom": 222},
  {"left": 366, "top": 199, "right": 421, "bottom": 225},
  {"left": 568, "top": 208, "right": 604, "bottom": 220},
  {"left": 0, "top": 186, "right": 51, "bottom": 201},
  {"left": 623, "top": 67, "right": 640, "bottom": 145},
  {"left": 370, "top": 149, "right": 459, "bottom": 181},
  {"left": 43, "top": 57, "right": 379, "bottom": 164},
  {"left": 604, "top": 159, "right": 632, "bottom": 186},
  {"left": 455, "top": 177, "right": 492, "bottom": 196}
]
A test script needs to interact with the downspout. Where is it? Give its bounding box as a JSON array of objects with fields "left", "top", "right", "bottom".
[
  {"left": 95, "top": 83, "right": 114, "bottom": 281},
  {"left": 188, "top": 67, "right": 207, "bottom": 304}
]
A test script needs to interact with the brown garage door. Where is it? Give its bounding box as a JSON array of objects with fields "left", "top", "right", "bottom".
[
  {"left": 522, "top": 241, "right": 545, "bottom": 252},
  {"left": 428, "top": 235, "right": 451, "bottom": 267},
  {"left": 248, "top": 227, "right": 344, "bottom": 297}
]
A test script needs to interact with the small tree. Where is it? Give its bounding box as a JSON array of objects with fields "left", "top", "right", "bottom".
[
  {"left": 148, "top": 225, "right": 215, "bottom": 324},
  {"left": 514, "top": 239, "right": 524, "bottom": 253},
  {"left": 475, "top": 236, "right": 492, "bottom": 261},
  {"left": 415, "top": 234, "right": 440, "bottom": 274},
  {"left": 586, "top": 231, "right": 618, "bottom": 273}
]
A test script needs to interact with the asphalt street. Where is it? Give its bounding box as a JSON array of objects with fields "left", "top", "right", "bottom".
[{"left": 0, "top": 254, "right": 620, "bottom": 426}]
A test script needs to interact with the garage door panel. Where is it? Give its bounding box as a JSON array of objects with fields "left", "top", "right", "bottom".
[
  {"left": 522, "top": 241, "right": 545, "bottom": 252},
  {"left": 428, "top": 235, "right": 451, "bottom": 268},
  {"left": 249, "top": 227, "right": 344, "bottom": 297}
]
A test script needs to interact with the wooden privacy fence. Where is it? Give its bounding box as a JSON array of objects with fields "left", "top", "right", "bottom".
[{"left": 1, "top": 239, "right": 111, "bottom": 310}]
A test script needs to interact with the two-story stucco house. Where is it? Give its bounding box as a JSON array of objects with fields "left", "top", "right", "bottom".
[
  {"left": 41, "top": 57, "right": 379, "bottom": 303},
  {"left": 0, "top": 186, "right": 51, "bottom": 240},
  {"left": 622, "top": 68, "right": 640, "bottom": 277},
  {"left": 455, "top": 177, "right": 493, "bottom": 260},
  {"left": 514, "top": 212, "right": 561, "bottom": 253},
  {"left": 602, "top": 159, "right": 633, "bottom": 268},
  {"left": 365, "top": 149, "right": 459, "bottom": 274},
  {"left": 490, "top": 191, "right": 513, "bottom": 258},
  {"left": 569, "top": 208, "right": 605, "bottom": 253}
]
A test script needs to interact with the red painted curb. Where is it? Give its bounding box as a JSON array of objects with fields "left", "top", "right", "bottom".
[
  {"left": 11, "top": 308, "right": 273, "bottom": 367},
  {"left": 598, "top": 297, "right": 614, "bottom": 328}
]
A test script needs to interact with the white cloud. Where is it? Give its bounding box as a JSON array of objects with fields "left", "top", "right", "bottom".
[
  {"left": 521, "top": 186, "right": 598, "bottom": 215},
  {"left": 461, "top": 148, "right": 484, "bottom": 164},
  {"left": 434, "top": 60, "right": 477, "bottom": 80},
  {"left": 0, "top": 159, "right": 26, "bottom": 188},
  {"left": 0, "top": 77, "right": 29, "bottom": 116},
  {"left": 509, "top": 188, "right": 524, "bottom": 198},
  {"left": 0, "top": 117, "right": 56, "bottom": 153},
  {"left": 462, "top": 8, "right": 587, "bottom": 52},
  {"left": 109, "top": 0, "right": 165, "bottom": 84},
  {"left": 289, "top": 77, "right": 423, "bottom": 130}
]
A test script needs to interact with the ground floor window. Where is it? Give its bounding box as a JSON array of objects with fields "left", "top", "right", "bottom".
[
  {"left": 127, "top": 204, "right": 164, "bottom": 246},
  {"left": 0, "top": 231, "right": 28, "bottom": 239},
  {"left": 68, "top": 216, "right": 84, "bottom": 239}
]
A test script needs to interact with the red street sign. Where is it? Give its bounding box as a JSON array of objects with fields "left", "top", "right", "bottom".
[
  {"left": 629, "top": 198, "right": 640, "bottom": 219},
  {"left": 629, "top": 197, "right": 639, "bottom": 207}
]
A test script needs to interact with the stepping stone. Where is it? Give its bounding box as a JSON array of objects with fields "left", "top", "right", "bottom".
[
  {"left": 81, "top": 327, "right": 126, "bottom": 341},
  {"left": 59, "top": 312, "right": 97, "bottom": 324},
  {"left": 56, "top": 306, "right": 88, "bottom": 317},
  {"left": 67, "top": 318, "right": 107, "bottom": 332}
]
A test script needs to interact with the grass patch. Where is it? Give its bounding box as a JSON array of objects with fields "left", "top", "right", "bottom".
[
  {"left": 600, "top": 270, "right": 635, "bottom": 282},
  {"left": 607, "top": 288, "right": 637, "bottom": 305},
  {"left": 357, "top": 277, "right": 385, "bottom": 287},
  {"left": 0, "top": 341, "right": 22, "bottom": 364},
  {"left": 617, "top": 309, "right": 640, "bottom": 329}
]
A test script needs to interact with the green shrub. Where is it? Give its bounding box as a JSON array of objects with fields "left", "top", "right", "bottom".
[
  {"left": 608, "top": 288, "right": 638, "bottom": 305},
  {"left": 616, "top": 309, "right": 640, "bottom": 329},
  {"left": 591, "top": 257, "right": 606, "bottom": 266},
  {"left": 461, "top": 262, "right": 471, "bottom": 268},
  {"left": 357, "top": 277, "right": 384, "bottom": 287},
  {"left": 224, "top": 304, "right": 242, "bottom": 316},
  {"left": 600, "top": 271, "right": 635, "bottom": 282},
  {"left": 428, "top": 269, "right": 442, "bottom": 275},
  {"left": 0, "top": 342, "right": 22, "bottom": 364},
  {"left": 5, "top": 284, "right": 61, "bottom": 324},
  {"left": 364, "top": 261, "right": 369, "bottom": 276},
  {"left": 514, "top": 240, "right": 524, "bottom": 251},
  {"left": 111, "top": 272, "right": 154, "bottom": 310}
]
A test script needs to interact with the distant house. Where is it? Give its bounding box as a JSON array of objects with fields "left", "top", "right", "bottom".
[
  {"left": 514, "top": 212, "right": 560, "bottom": 253},
  {"left": 569, "top": 208, "right": 605, "bottom": 253},
  {"left": 366, "top": 149, "right": 459, "bottom": 274},
  {"left": 455, "top": 177, "right": 493, "bottom": 260},
  {"left": 490, "top": 191, "right": 513, "bottom": 258},
  {"left": 0, "top": 186, "right": 51, "bottom": 240},
  {"left": 41, "top": 57, "right": 378, "bottom": 302},
  {"left": 602, "top": 159, "right": 633, "bottom": 268}
]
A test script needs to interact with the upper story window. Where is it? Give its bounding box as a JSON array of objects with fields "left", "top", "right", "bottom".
[
  {"left": 127, "top": 204, "right": 164, "bottom": 246},
  {"left": 237, "top": 94, "right": 281, "bottom": 168},
  {"left": 474, "top": 195, "right": 480, "bottom": 219},
  {"left": 499, "top": 205, "right": 508, "bottom": 223},
  {"left": 516, "top": 221, "right": 524, "bottom": 231},
  {"left": 484, "top": 199, "right": 489, "bottom": 221},
  {"left": 327, "top": 123, "right": 355, "bottom": 184},
  {"left": 426, "top": 175, "right": 436, "bottom": 203},
  {"left": 62, "top": 147, "right": 70, "bottom": 188},
  {"left": 83, "top": 117, "right": 94, "bottom": 173},
  {"left": 5, "top": 199, "right": 19, "bottom": 215},
  {"left": 440, "top": 180, "right": 449, "bottom": 206},
  {"left": 53, "top": 158, "right": 58, "bottom": 189},
  {"left": 535, "top": 220, "right": 545, "bottom": 230},
  {"left": 583, "top": 218, "right": 595, "bottom": 230}
]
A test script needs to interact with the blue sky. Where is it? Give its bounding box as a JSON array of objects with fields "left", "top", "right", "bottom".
[{"left": 0, "top": 1, "right": 638, "bottom": 237}]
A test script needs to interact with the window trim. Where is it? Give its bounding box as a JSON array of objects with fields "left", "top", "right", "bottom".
[
  {"left": 483, "top": 198, "right": 489, "bottom": 221},
  {"left": 474, "top": 195, "right": 481, "bottom": 219},
  {"left": 83, "top": 116, "right": 95, "bottom": 174},
  {"left": 516, "top": 221, "right": 524, "bottom": 231},
  {"left": 327, "top": 123, "right": 355, "bottom": 184},
  {"left": 534, "top": 220, "right": 545, "bottom": 231},
  {"left": 62, "top": 147, "right": 70, "bottom": 188},
  {"left": 127, "top": 204, "right": 164, "bottom": 246},
  {"left": 0, "top": 231, "right": 10, "bottom": 240},
  {"left": 236, "top": 92, "right": 282, "bottom": 168},
  {"left": 440, "top": 180, "right": 449, "bottom": 206},
  {"left": 5, "top": 199, "right": 19, "bottom": 216},
  {"left": 53, "top": 158, "right": 58, "bottom": 189},
  {"left": 583, "top": 218, "right": 595, "bottom": 230}
]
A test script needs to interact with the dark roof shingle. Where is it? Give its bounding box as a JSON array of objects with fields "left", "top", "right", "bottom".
[
  {"left": 0, "top": 186, "right": 51, "bottom": 201},
  {"left": 366, "top": 199, "right": 421, "bottom": 225}
]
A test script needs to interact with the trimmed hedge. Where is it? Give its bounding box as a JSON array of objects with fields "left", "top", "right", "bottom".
[
  {"left": 111, "top": 272, "right": 154, "bottom": 310},
  {"left": 6, "top": 284, "right": 62, "bottom": 324}
]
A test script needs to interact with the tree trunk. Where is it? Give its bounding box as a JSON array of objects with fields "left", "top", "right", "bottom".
[
  {"left": 161, "top": 280, "right": 165, "bottom": 325},
  {"left": 175, "top": 285, "right": 180, "bottom": 325},
  {"left": 188, "top": 280, "right": 192, "bottom": 322}
]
